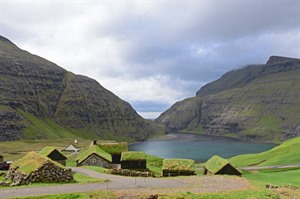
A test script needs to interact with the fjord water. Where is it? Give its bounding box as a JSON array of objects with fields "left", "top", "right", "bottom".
[{"left": 129, "top": 133, "right": 277, "bottom": 163}]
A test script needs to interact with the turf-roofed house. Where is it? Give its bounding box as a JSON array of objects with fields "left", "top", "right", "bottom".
[
  {"left": 162, "top": 159, "right": 195, "bottom": 177},
  {"left": 7, "top": 151, "right": 73, "bottom": 186},
  {"left": 39, "top": 146, "right": 67, "bottom": 166},
  {"left": 76, "top": 144, "right": 112, "bottom": 168},
  {"left": 121, "top": 151, "right": 147, "bottom": 170},
  {"left": 99, "top": 142, "right": 128, "bottom": 164},
  {"left": 62, "top": 144, "right": 80, "bottom": 152},
  {"left": 203, "top": 155, "right": 242, "bottom": 176}
]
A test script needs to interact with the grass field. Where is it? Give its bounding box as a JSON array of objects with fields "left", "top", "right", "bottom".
[
  {"left": 165, "top": 189, "right": 280, "bottom": 199},
  {"left": 230, "top": 136, "right": 300, "bottom": 167},
  {"left": 13, "top": 188, "right": 281, "bottom": 199},
  {"left": 243, "top": 168, "right": 300, "bottom": 188},
  {"left": 0, "top": 139, "right": 93, "bottom": 161}
]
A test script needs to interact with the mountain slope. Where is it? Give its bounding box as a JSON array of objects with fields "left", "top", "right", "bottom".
[
  {"left": 230, "top": 136, "right": 300, "bottom": 166},
  {"left": 0, "top": 36, "right": 154, "bottom": 141},
  {"left": 155, "top": 56, "right": 300, "bottom": 141}
]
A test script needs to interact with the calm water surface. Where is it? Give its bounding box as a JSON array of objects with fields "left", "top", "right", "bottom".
[{"left": 129, "top": 133, "right": 277, "bottom": 163}]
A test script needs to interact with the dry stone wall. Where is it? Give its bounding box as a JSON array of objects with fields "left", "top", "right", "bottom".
[
  {"left": 6, "top": 161, "right": 73, "bottom": 186},
  {"left": 78, "top": 154, "right": 112, "bottom": 168}
]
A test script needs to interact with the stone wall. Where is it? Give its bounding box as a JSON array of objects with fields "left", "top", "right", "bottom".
[
  {"left": 6, "top": 161, "right": 73, "bottom": 186},
  {"left": 78, "top": 154, "right": 112, "bottom": 168},
  {"left": 110, "top": 169, "right": 154, "bottom": 177}
]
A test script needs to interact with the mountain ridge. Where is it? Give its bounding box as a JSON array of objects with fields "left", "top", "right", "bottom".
[
  {"left": 0, "top": 35, "right": 155, "bottom": 141},
  {"left": 156, "top": 56, "right": 300, "bottom": 141}
]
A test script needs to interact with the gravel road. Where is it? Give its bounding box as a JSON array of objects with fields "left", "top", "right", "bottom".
[{"left": 0, "top": 167, "right": 255, "bottom": 198}]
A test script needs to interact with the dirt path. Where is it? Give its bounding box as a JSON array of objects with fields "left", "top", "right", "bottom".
[
  {"left": 240, "top": 164, "right": 300, "bottom": 170},
  {"left": 0, "top": 167, "right": 251, "bottom": 198}
]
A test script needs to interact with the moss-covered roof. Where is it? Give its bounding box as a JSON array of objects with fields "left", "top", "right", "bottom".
[
  {"left": 76, "top": 145, "right": 112, "bottom": 163},
  {"left": 121, "top": 151, "right": 147, "bottom": 161},
  {"left": 162, "top": 158, "right": 195, "bottom": 171},
  {"left": 11, "top": 151, "right": 65, "bottom": 174},
  {"left": 39, "top": 146, "right": 67, "bottom": 159},
  {"left": 99, "top": 142, "right": 128, "bottom": 154},
  {"left": 204, "top": 155, "right": 241, "bottom": 174}
]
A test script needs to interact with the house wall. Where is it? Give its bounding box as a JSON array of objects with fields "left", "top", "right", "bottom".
[
  {"left": 121, "top": 160, "right": 146, "bottom": 170},
  {"left": 112, "top": 154, "right": 121, "bottom": 164},
  {"left": 216, "top": 164, "right": 242, "bottom": 176},
  {"left": 163, "top": 170, "right": 195, "bottom": 177},
  {"left": 78, "top": 154, "right": 112, "bottom": 168},
  {"left": 48, "top": 151, "right": 67, "bottom": 166}
]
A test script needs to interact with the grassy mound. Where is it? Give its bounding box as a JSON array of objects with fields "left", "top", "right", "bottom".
[
  {"left": 162, "top": 158, "right": 195, "bottom": 171},
  {"left": 99, "top": 142, "right": 128, "bottom": 154},
  {"left": 39, "top": 146, "right": 67, "bottom": 159},
  {"left": 121, "top": 151, "right": 146, "bottom": 161},
  {"left": 230, "top": 136, "right": 300, "bottom": 167},
  {"left": 11, "top": 151, "right": 64, "bottom": 174}
]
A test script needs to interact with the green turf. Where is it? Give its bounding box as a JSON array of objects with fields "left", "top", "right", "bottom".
[
  {"left": 147, "top": 155, "right": 164, "bottom": 177},
  {"left": 39, "top": 146, "right": 67, "bottom": 159},
  {"left": 121, "top": 151, "right": 146, "bottom": 161},
  {"left": 243, "top": 168, "right": 300, "bottom": 188},
  {"left": 162, "top": 158, "right": 195, "bottom": 171},
  {"left": 164, "top": 189, "right": 280, "bottom": 199},
  {"left": 230, "top": 136, "right": 300, "bottom": 167},
  {"left": 11, "top": 151, "right": 65, "bottom": 174},
  {"left": 99, "top": 142, "right": 128, "bottom": 154}
]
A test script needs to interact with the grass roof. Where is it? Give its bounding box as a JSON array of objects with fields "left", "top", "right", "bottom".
[
  {"left": 76, "top": 145, "right": 112, "bottom": 163},
  {"left": 39, "top": 146, "right": 67, "bottom": 159},
  {"left": 121, "top": 151, "right": 147, "bottom": 161},
  {"left": 99, "top": 142, "right": 128, "bottom": 154},
  {"left": 204, "top": 155, "right": 241, "bottom": 174},
  {"left": 11, "top": 151, "right": 65, "bottom": 174},
  {"left": 162, "top": 158, "right": 195, "bottom": 171}
]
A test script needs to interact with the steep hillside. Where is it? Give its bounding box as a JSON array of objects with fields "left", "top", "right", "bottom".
[
  {"left": 155, "top": 56, "right": 300, "bottom": 141},
  {"left": 0, "top": 36, "right": 154, "bottom": 141},
  {"left": 230, "top": 136, "right": 300, "bottom": 166}
]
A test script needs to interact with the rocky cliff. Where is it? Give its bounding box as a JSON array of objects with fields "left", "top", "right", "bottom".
[
  {"left": 0, "top": 36, "right": 154, "bottom": 141},
  {"left": 155, "top": 56, "right": 300, "bottom": 141}
]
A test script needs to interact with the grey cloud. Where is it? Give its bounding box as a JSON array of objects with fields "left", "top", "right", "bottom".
[{"left": 1, "top": 1, "right": 299, "bottom": 118}]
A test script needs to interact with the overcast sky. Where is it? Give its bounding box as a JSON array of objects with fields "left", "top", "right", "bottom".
[{"left": 1, "top": 0, "right": 299, "bottom": 119}]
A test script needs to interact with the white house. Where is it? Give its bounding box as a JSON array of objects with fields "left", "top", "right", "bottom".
[{"left": 63, "top": 144, "right": 80, "bottom": 152}]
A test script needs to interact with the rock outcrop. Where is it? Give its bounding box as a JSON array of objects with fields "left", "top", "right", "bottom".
[
  {"left": 0, "top": 36, "right": 154, "bottom": 141},
  {"left": 156, "top": 56, "right": 300, "bottom": 141}
]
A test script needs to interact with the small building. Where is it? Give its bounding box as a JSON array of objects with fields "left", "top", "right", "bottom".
[
  {"left": 120, "top": 151, "right": 147, "bottom": 170},
  {"left": 39, "top": 146, "right": 67, "bottom": 166},
  {"left": 62, "top": 144, "right": 80, "bottom": 152},
  {"left": 203, "top": 155, "right": 242, "bottom": 176},
  {"left": 162, "top": 159, "right": 195, "bottom": 177},
  {"left": 76, "top": 145, "right": 112, "bottom": 168},
  {"left": 99, "top": 142, "right": 128, "bottom": 164},
  {"left": 6, "top": 151, "right": 73, "bottom": 186}
]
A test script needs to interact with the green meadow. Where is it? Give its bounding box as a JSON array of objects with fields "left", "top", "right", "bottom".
[{"left": 230, "top": 136, "right": 300, "bottom": 167}]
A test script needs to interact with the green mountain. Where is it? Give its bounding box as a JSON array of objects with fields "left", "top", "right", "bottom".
[
  {"left": 0, "top": 36, "right": 154, "bottom": 141},
  {"left": 155, "top": 56, "right": 300, "bottom": 141}
]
